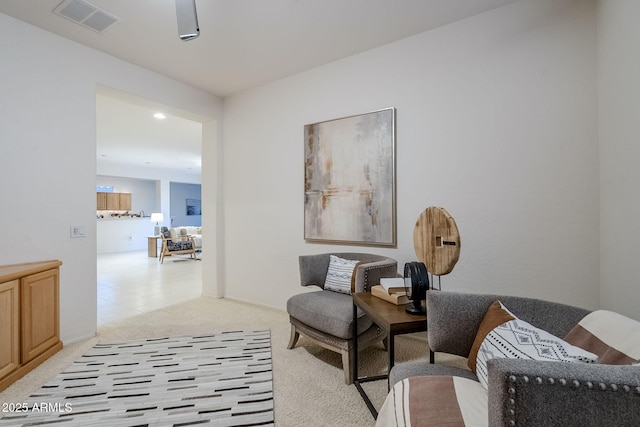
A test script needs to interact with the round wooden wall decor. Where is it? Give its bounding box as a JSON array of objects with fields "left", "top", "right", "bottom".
[{"left": 413, "top": 207, "right": 461, "bottom": 276}]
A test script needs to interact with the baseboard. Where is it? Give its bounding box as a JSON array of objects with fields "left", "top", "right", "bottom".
[{"left": 62, "top": 332, "right": 97, "bottom": 346}]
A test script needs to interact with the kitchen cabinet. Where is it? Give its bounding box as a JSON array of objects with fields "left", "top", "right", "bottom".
[
  {"left": 0, "top": 260, "right": 62, "bottom": 392},
  {"left": 119, "top": 192, "right": 132, "bottom": 211},
  {"left": 97, "top": 192, "right": 132, "bottom": 210},
  {"left": 106, "top": 192, "right": 120, "bottom": 210},
  {"left": 97, "top": 192, "right": 107, "bottom": 210}
]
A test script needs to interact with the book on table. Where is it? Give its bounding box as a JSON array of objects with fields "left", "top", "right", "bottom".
[
  {"left": 379, "top": 277, "right": 406, "bottom": 294},
  {"left": 371, "top": 285, "right": 410, "bottom": 305}
]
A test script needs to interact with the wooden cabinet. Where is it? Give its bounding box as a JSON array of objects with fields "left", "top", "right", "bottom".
[
  {"left": 0, "top": 280, "right": 19, "bottom": 380},
  {"left": 97, "top": 192, "right": 107, "bottom": 210},
  {"left": 97, "top": 192, "right": 132, "bottom": 210},
  {"left": 21, "top": 268, "right": 60, "bottom": 363},
  {"left": 119, "top": 192, "right": 132, "bottom": 210},
  {"left": 106, "top": 192, "right": 120, "bottom": 210},
  {"left": 0, "top": 260, "right": 62, "bottom": 392}
]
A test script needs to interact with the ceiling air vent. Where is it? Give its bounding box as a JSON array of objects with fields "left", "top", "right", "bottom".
[{"left": 53, "top": 0, "right": 120, "bottom": 34}]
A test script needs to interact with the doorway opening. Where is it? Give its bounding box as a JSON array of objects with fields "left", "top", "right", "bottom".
[{"left": 95, "top": 87, "right": 206, "bottom": 326}]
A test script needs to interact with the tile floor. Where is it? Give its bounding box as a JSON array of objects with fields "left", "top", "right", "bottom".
[{"left": 97, "top": 250, "right": 202, "bottom": 326}]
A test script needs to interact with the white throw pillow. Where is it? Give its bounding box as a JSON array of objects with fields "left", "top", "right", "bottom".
[
  {"left": 324, "top": 255, "right": 359, "bottom": 295},
  {"left": 475, "top": 301, "right": 598, "bottom": 390}
]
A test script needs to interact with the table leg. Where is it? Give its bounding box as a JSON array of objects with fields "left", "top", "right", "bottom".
[
  {"left": 387, "top": 333, "right": 395, "bottom": 391},
  {"left": 147, "top": 237, "right": 158, "bottom": 258},
  {"left": 388, "top": 335, "right": 395, "bottom": 368},
  {"left": 352, "top": 302, "right": 358, "bottom": 382},
  {"left": 353, "top": 303, "right": 380, "bottom": 418}
]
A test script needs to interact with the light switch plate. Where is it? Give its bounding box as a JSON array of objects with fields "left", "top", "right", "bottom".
[{"left": 70, "top": 224, "right": 87, "bottom": 238}]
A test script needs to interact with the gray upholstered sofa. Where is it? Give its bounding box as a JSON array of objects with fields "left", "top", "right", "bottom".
[
  {"left": 286, "top": 253, "right": 398, "bottom": 384},
  {"left": 377, "top": 291, "right": 640, "bottom": 426}
]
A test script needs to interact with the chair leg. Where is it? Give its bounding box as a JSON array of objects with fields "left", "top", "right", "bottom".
[
  {"left": 287, "top": 324, "right": 300, "bottom": 349},
  {"left": 342, "top": 348, "right": 355, "bottom": 385}
]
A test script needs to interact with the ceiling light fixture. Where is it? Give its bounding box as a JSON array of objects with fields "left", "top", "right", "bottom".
[
  {"left": 176, "top": 0, "right": 199, "bottom": 41},
  {"left": 153, "top": 112, "right": 166, "bottom": 119}
]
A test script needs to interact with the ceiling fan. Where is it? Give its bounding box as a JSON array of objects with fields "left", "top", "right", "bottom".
[
  {"left": 175, "top": 0, "right": 199, "bottom": 41},
  {"left": 53, "top": 0, "right": 199, "bottom": 40}
]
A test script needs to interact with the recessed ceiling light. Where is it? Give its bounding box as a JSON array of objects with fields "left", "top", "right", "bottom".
[{"left": 153, "top": 112, "right": 166, "bottom": 120}]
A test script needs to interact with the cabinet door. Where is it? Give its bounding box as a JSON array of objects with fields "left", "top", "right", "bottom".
[
  {"left": 21, "top": 269, "right": 59, "bottom": 364},
  {"left": 0, "top": 280, "right": 19, "bottom": 380},
  {"left": 119, "top": 193, "right": 132, "bottom": 211},
  {"left": 106, "top": 192, "right": 120, "bottom": 210},
  {"left": 97, "top": 192, "right": 107, "bottom": 210}
]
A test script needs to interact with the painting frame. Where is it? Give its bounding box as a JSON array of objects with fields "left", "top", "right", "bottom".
[
  {"left": 186, "top": 198, "right": 201, "bottom": 216},
  {"left": 304, "top": 107, "right": 396, "bottom": 247}
]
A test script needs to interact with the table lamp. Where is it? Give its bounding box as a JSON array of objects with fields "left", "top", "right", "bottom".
[{"left": 150, "top": 213, "right": 164, "bottom": 236}]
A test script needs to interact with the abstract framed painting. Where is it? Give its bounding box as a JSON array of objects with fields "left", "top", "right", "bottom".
[{"left": 304, "top": 107, "right": 396, "bottom": 246}]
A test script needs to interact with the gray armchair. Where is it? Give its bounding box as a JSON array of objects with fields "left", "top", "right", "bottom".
[
  {"left": 287, "top": 253, "right": 398, "bottom": 384},
  {"left": 385, "top": 291, "right": 640, "bottom": 426}
]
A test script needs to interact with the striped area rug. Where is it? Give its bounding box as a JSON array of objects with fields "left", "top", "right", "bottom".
[{"left": 1, "top": 330, "right": 273, "bottom": 426}]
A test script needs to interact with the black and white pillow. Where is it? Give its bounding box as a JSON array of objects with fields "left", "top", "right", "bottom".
[
  {"left": 475, "top": 301, "right": 598, "bottom": 390},
  {"left": 324, "top": 255, "right": 359, "bottom": 295}
]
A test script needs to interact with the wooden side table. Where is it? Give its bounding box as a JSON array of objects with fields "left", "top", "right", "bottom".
[
  {"left": 352, "top": 292, "right": 427, "bottom": 418},
  {"left": 147, "top": 236, "right": 160, "bottom": 258}
]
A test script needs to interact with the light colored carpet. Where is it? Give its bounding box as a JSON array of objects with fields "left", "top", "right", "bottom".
[{"left": 0, "top": 297, "right": 468, "bottom": 426}]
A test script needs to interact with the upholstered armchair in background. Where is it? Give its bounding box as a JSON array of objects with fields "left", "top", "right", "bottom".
[{"left": 286, "top": 253, "right": 398, "bottom": 384}]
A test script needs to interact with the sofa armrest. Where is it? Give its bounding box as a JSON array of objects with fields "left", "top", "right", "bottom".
[
  {"left": 351, "top": 258, "right": 397, "bottom": 293},
  {"left": 488, "top": 359, "right": 640, "bottom": 426}
]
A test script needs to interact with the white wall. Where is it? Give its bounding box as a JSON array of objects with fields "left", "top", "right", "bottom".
[
  {"left": 2, "top": 0, "right": 617, "bottom": 346},
  {"left": 598, "top": 0, "right": 640, "bottom": 320},
  {"left": 97, "top": 219, "right": 152, "bottom": 253},
  {"left": 222, "top": 0, "right": 600, "bottom": 311},
  {"left": 0, "top": 13, "right": 222, "bottom": 343}
]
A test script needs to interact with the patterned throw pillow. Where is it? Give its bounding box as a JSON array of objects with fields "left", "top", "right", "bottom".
[
  {"left": 468, "top": 300, "right": 515, "bottom": 373},
  {"left": 474, "top": 301, "right": 598, "bottom": 390},
  {"left": 324, "top": 255, "right": 359, "bottom": 295},
  {"left": 564, "top": 310, "right": 640, "bottom": 365}
]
